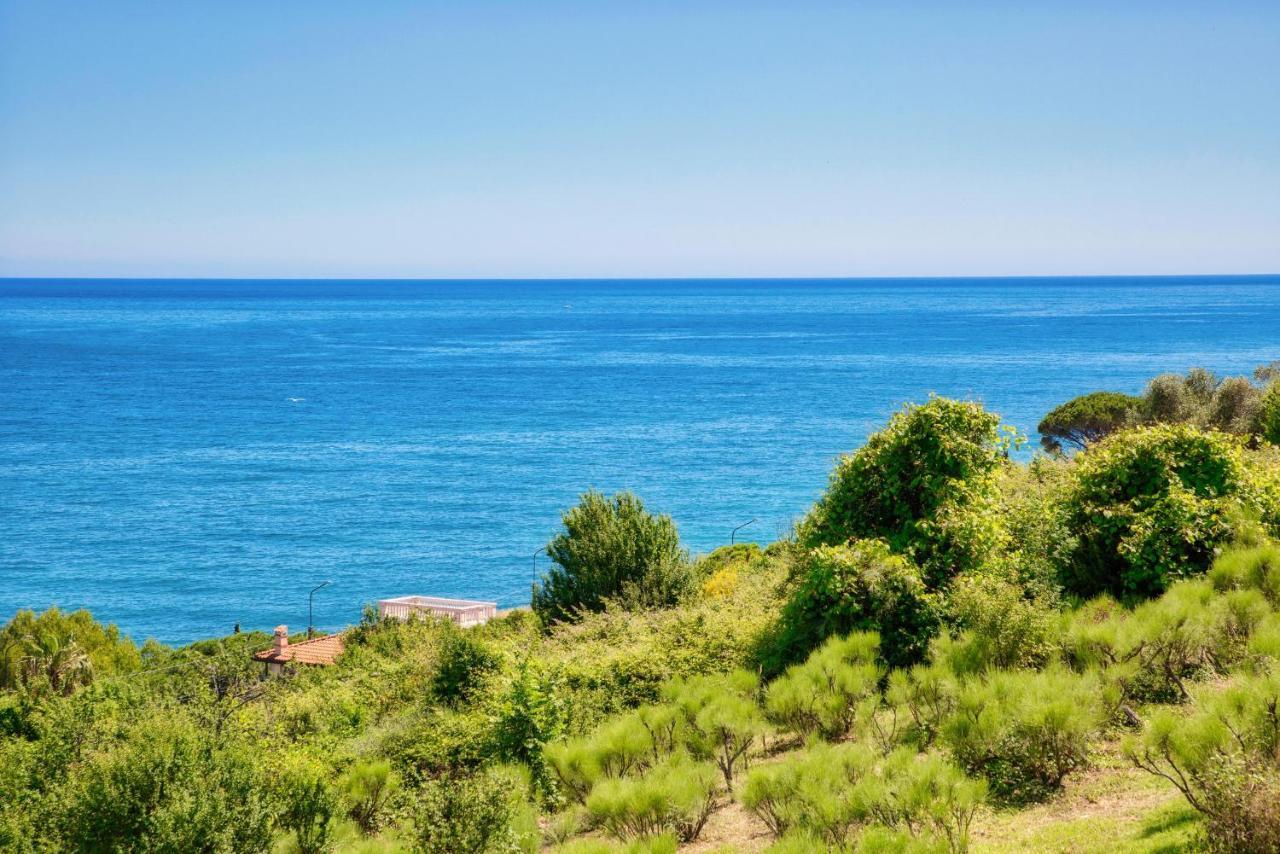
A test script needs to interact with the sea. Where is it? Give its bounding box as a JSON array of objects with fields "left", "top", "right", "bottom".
[{"left": 2, "top": 277, "right": 1278, "bottom": 645}]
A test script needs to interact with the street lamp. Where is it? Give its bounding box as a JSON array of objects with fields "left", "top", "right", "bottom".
[
  {"left": 308, "top": 580, "right": 332, "bottom": 639},
  {"left": 531, "top": 547, "right": 547, "bottom": 598},
  {"left": 731, "top": 519, "right": 757, "bottom": 545}
]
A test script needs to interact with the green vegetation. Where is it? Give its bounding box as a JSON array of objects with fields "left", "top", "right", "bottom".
[{"left": 5, "top": 372, "right": 1280, "bottom": 851}]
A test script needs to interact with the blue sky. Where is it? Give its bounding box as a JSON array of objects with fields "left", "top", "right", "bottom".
[{"left": 1, "top": 2, "right": 1277, "bottom": 278}]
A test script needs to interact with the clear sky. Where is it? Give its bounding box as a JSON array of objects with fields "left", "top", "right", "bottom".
[{"left": 1, "top": 2, "right": 1277, "bottom": 278}]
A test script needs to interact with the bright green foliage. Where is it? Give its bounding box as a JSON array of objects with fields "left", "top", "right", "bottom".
[
  {"left": 942, "top": 668, "right": 1101, "bottom": 803},
  {"left": 945, "top": 574, "right": 1058, "bottom": 671},
  {"left": 555, "top": 833, "right": 678, "bottom": 853},
  {"left": 765, "top": 632, "right": 883, "bottom": 740},
  {"left": 534, "top": 491, "right": 691, "bottom": 624},
  {"left": 1210, "top": 541, "right": 1280, "bottom": 605},
  {"left": 1126, "top": 673, "right": 1280, "bottom": 853},
  {"left": 886, "top": 661, "right": 958, "bottom": 749},
  {"left": 546, "top": 711, "right": 661, "bottom": 805},
  {"left": 277, "top": 754, "right": 339, "bottom": 854},
  {"left": 664, "top": 670, "right": 764, "bottom": 788},
  {"left": 0, "top": 608, "right": 140, "bottom": 696},
  {"left": 492, "top": 659, "right": 565, "bottom": 795},
  {"left": 56, "top": 716, "right": 272, "bottom": 854},
  {"left": 431, "top": 626, "right": 502, "bottom": 706},
  {"left": 798, "top": 397, "right": 1009, "bottom": 587},
  {"left": 1061, "top": 579, "right": 1271, "bottom": 704},
  {"left": 1062, "top": 425, "right": 1259, "bottom": 599},
  {"left": 412, "top": 766, "right": 538, "bottom": 854},
  {"left": 740, "top": 742, "right": 983, "bottom": 853},
  {"left": 342, "top": 758, "right": 398, "bottom": 835},
  {"left": 1037, "top": 390, "right": 1142, "bottom": 453},
  {"left": 1259, "top": 382, "right": 1280, "bottom": 446},
  {"left": 767, "top": 541, "right": 940, "bottom": 673},
  {"left": 585, "top": 752, "right": 718, "bottom": 843}
]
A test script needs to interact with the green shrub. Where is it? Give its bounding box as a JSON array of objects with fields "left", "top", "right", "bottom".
[
  {"left": 554, "top": 833, "right": 678, "bottom": 853},
  {"left": 547, "top": 712, "right": 659, "bottom": 806},
  {"left": 1126, "top": 673, "right": 1280, "bottom": 853},
  {"left": 57, "top": 717, "right": 272, "bottom": 854},
  {"left": 798, "top": 397, "right": 1009, "bottom": 587},
  {"left": 432, "top": 626, "right": 502, "bottom": 705},
  {"left": 1258, "top": 382, "right": 1280, "bottom": 446},
  {"left": 740, "top": 742, "right": 982, "bottom": 853},
  {"left": 885, "top": 661, "right": 958, "bottom": 749},
  {"left": 1062, "top": 425, "right": 1257, "bottom": 599},
  {"left": 765, "top": 633, "right": 883, "bottom": 741},
  {"left": 942, "top": 668, "right": 1101, "bottom": 803},
  {"left": 0, "top": 607, "right": 141, "bottom": 696},
  {"left": 277, "top": 754, "right": 339, "bottom": 854},
  {"left": 341, "top": 758, "right": 398, "bottom": 835},
  {"left": 412, "top": 766, "right": 537, "bottom": 854},
  {"left": 945, "top": 574, "right": 1059, "bottom": 671},
  {"left": 492, "top": 659, "right": 566, "bottom": 795},
  {"left": 585, "top": 753, "right": 718, "bottom": 843},
  {"left": 1209, "top": 541, "right": 1280, "bottom": 605},
  {"left": 767, "top": 541, "right": 940, "bottom": 673},
  {"left": 665, "top": 670, "right": 764, "bottom": 789},
  {"left": 533, "top": 491, "right": 691, "bottom": 624}
]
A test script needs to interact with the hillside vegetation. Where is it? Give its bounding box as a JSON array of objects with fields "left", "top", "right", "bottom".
[{"left": 5, "top": 371, "right": 1280, "bottom": 853}]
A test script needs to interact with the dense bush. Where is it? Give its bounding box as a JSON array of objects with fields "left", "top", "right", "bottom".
[
  {"left": 767, "top": 540, "right": 940, "bottom": 673},
  {"left": 798, "top": 397, "right": 1009, "bottom": 587},
  {"left": 1061, "top": 425, "right": 1258, "bottom": 599},
  {"left": 765, "top": 632, "right": 883, "bottom": 741},
  {"left": 341, "top": 758, "right": 398, "bottom": 834},
  {"left": 412, "top": 765, "right": 538, "bottom": 854},
  {"left": 0, "top": 608, "right": 141, "bottom": 696},
  {"left": 1127, "top": 673, "right": 1280, "bottom": 854},
  {"left": 533, "top": 491, "right": 691, "bottom": 624},
  {"left": 941, "top": 668, "right": 1101, "bottom": 803},
  {"left": 945, "top": 574, "right": 1058, "bottom": 671},
  {"left": 432, "top": 625, "right": 502, "bottom": 705},
  {"left": 585, "top": 752, "right": 718, "bottom": 842},
  {"left": 665, "top": 670, "right": 763, "bottom": 789},
  {"left": 740, "top": 742, "right": 984, "bottom": 853},
  {"left": 1260, "top": 382, "right": 1280, "bottom": 446}
]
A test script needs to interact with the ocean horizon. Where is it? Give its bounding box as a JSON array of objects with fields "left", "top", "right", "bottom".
[{"left": 3, "top": 275, "right": 1279, "bottom": 644}]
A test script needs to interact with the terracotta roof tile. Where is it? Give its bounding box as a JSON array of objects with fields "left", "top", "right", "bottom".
[{"left": 253, "top": 632, "right": 345, "bottom": 666}]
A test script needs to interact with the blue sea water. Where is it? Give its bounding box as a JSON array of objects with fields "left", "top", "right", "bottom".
[{"left": 2, "top": 277, "right": 1279, "bottom": 645}]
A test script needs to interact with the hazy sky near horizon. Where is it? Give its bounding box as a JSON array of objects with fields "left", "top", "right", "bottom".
[{"left": 1, "top": 2, "right": 1278, "bottom": 278}]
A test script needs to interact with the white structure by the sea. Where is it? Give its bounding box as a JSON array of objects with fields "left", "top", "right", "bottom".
[{"left": 378, "top": 595, "right": 497, "bottom": 627}]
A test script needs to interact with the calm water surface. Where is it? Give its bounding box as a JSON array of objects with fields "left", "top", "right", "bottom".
[{"left": 2, "top": 277, "right": 1278, "bottom": 643}]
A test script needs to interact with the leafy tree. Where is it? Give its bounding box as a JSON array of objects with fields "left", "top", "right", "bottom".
[
  {"left": 1036, "top": 391, "right": 1141, "bottom": 453},
  {"left": 766, "top": 540, "right": 939, "bottom": 672},
  {"left": 533, "top": 491, "right": 690, "bottom": 624},
  {"left": 799, "top": 397, "right": 1009, "bottom": 587},
  {"left": 1061, "top": 425, "right": 1258, "bottom": 599},
  {"left": 0, "top": 608, "right": 139, "bottom": 695}
]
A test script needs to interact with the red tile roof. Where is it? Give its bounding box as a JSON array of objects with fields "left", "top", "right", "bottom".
[{"left": 253, "top": 632, "right": 345, "bottom": 666}]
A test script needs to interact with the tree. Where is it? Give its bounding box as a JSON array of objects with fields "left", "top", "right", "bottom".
[
  {"left": 798, "top": 396, "right": 1009, "bottom": 587},
  {"left": 1258, "top": 382, "right": 1280, "bottom": 446},
  {"left": 1036, "top": 391, "right": 1141, "bottom": 453},
  {"left": 533, "top": 490, "right": 689, "bottom": 624}
]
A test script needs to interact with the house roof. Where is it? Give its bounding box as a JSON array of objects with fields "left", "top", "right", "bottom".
[{"left": 253, "top": 632, "right": 345, "bottom": 666}]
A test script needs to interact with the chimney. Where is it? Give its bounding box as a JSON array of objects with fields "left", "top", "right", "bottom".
[{"left": 273, "top": 625, "right": 289, "bottom": 656}]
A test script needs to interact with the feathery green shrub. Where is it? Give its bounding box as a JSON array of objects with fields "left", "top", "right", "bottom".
[
  {"left": 664, "top": 670, "right": 764, "bottom": 789},
  {"left": 585, "top": 752, "right": 718, "bottom": 843},
  {"left": 765, "top": 632, "right": 883, "bottom": 741},
  {"left": 942, "top": 668, "right": 1101, "bottom": 803}
]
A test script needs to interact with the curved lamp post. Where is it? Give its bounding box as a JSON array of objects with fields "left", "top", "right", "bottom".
[
  {"left": 308, "top": 580, "right": 332, "bottom": 639},
  {"left": 731, "top": 519, "right": 757, "bottom": 545},
  {"left": 531, "top": 546, "right": 547, "bottom": 599}
]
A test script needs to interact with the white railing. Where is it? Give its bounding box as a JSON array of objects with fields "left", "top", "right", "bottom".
[{"left": 377, "top": 596, "right": 498, "bottom": 628}]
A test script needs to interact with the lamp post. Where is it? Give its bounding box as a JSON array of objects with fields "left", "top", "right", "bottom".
[
  {"left": 308, "top": 580, "right": 331, "bottom": 639},
  {"left": 531, "top": 547, "right": 547, "bottom": 599},
  {"left": 731, "top": 519, "right": 757, "bottom": 545}
]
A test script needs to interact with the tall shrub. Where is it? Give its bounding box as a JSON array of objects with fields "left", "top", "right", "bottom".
[
  {"left": 1062, "top": 425, "right": 1256, "bottom": 599},
  {"left": 798, "top": 397, "right": 1008, "bottom": 587},
  {"left": 533, "top": 491, "right": 690, "bottom": 624}
]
